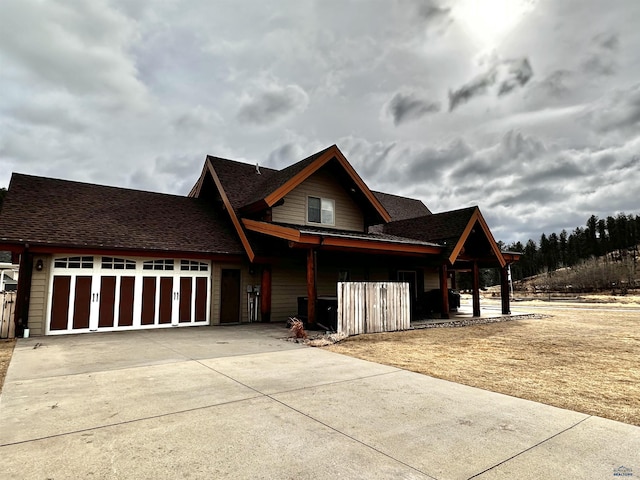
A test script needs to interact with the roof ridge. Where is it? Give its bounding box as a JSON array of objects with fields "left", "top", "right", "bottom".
[{"left": 8, "top": 172, "right": 193, "bottom": 199}]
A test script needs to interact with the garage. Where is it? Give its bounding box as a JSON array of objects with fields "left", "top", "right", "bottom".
[{"left": 46, "top": 255, "right": 211, "bottom": 334}]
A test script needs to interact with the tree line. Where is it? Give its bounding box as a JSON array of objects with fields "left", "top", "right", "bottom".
[{"left": 502, "top": 213, "right": 640, "bottom": 282}]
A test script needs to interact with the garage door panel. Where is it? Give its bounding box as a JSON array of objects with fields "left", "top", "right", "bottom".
[
  {"left": 158, "top": 277, "right": 173, "bottom": 324},
  {"left": 99, "top": 276, "right": 116, "bottom": 328},
  {"left": 195, "top": 277, "right": 207, "bottom": 322},
  {"left": 118, "top": 276, "right": 135, "bottom": 327},
  {"left": 179, "top": 277, "right": 192, "bottom": 323},
  {"left": 72, "top": 276, "right": 92, "bottom": 330},
  {"left": 141, "top": 277, "right": 156, "bottom": 325},
  {"left": 50, "top": 276, "right": 71, "bottom": 331}
]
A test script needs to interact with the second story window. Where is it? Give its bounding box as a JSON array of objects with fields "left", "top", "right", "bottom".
[{"left": 308, "top": 196, "right": 335, "bottom": 225}]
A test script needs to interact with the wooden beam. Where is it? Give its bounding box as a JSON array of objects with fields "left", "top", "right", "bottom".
[
  {"left": 205, "top": 160, "right": 255, "bottom": 262},
  {"left": 260, "top": 265, "right": 272, "bottom": 322},
  {"left": 306, "top": 249, "right": 317, "bottom": 324},
  {"left": 439, "top": 263, "right": 449, "bottom": 319},
  {"left": 242, "top": 219, "right": 442, "bottom": 256},
  {"left": 472, "top": 260, "right": 481, "bottom": 317},
  {"left": 501, "top": 265, "right": 511, "bottom": 315}
]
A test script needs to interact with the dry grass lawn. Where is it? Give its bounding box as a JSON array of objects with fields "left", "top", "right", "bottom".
[
  {"left": 325, "top": 305, "right": 640, "bottom": 426},
  {"left": 0, "top": 339, "right": 16, "bottom": 393}
]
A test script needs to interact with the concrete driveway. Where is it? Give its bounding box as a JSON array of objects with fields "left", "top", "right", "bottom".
[{"left": 0, "top": 324, "right": 637, "bottom": 479}]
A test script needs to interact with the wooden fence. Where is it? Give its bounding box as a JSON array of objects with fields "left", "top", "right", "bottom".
[
  {"left": 1, "top": 291, "right": 16, "bottom": 339},
  {"left": 337, "top": 282, "right": 410, "bottom": 336}
]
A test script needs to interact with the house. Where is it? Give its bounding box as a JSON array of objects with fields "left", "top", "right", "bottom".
[{"left": 0, "top": 145, "right": 518, "bottom": 336}]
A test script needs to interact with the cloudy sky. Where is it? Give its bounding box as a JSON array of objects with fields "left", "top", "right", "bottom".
[{"left": 1, "top": 0, "right": 639, "bottom": 244}]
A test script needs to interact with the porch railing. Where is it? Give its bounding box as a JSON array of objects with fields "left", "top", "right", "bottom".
[{"left": 337, "top": 282, "right": 410, "bottom": 336}]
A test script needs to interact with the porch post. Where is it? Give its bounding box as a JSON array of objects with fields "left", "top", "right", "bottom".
[
  {"left": 14, "top": 247, "right": 33, "bottom": 337},
  {"left": 260, "top": 265, "right": 272, "bottom": 322},
  {"left": 500, "top": 265, "right": 511, "bottom": 315},
  {"left": 306, "top": 249, "right": 316, "bottom": 324},
  {"left": 472, "top": 260, "right": 481, "bottom": 317},
  {"left": 439, "top": 263, "right": 449, "bottom": 319}
]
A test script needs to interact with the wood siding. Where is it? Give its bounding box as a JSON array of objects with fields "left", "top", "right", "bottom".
[
  {"left": 424, "top": 268, "right": 440, "bottom": 291},
  {"left": 271, "top": 168, "right": 364, "bottom": 232},
  {"left": 27, "top": 255, "right": 51, "bottom": 336},
  {"left": 270, "top": 260, "right": 307, "bottom": 322}
]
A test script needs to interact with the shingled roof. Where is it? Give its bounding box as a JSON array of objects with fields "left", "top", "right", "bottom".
[
  {"left": 372, "top": 191, "right": 431, "bottom": 222},
  {"left": 383, "top": 207, "right": 476, "bottom": 245},
  {"left": 205, "top": 156, "right": 278, "bottom": 211},
  {"left": 384, "top": 206, "right": 506, "bottom": 266},
  {"left": 0, "top": 173, "right": 244, "bottom": 255}
]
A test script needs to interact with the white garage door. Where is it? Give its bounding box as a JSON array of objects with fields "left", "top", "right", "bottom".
[{"left": 46, "top": 256, "right": 210, "bottom": 335}]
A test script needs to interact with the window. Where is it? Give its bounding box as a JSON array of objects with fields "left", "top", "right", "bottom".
[
  {"left": 142, "top": 259, "right": 174, "bottom": 271},
  {"left": 180, "top": 260, "right": 208, "bottom": 272},
  {"left": 54, "top": 256, "right": 94, "bottom": 269},
  {"left": 101, "top": 257, "right": 136, "bottom": 270},
  {"left": 308, "top": 196, "right": 335, "bottom": 225}
]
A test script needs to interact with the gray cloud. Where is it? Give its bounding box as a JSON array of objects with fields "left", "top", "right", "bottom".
[
  {"left": 237, "top": 84, "right": 309, "bottom": 126},
  {"left": 581, "top": 33, "right": 620, "bottom": 76},
  {"left": 384, "top": 91, "right": 441, "bottom": 125},
  {"left": 265, "top": 142, "right": 305, "bottom": 169},
  {"left": 449, "top": 58, "right": 533, "bottom": 111},
  {"left": 584, "top": 83, "right": 640, "bottom": 133}
]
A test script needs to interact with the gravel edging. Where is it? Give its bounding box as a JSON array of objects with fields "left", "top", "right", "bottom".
[{"left": 411, "top": 313, "right": 549, "bottom": 329}]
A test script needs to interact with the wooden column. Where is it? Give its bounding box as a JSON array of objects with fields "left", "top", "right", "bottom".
[
  {"left": 260, "top": 265, "right": 272, "bottom": 322},
  {"left": 306, "top": 249, "right": 316, "bottom": 324},
  {"left": 14, "top": 248, "right": 33, "bottom": 337},
  {"left": 500, "top": 265, "right": 511, "bottom": 315},
  {"left": 472, "top": 261, "right": 481, "bottom": 317},
  {"left": 439, "top": 263, "right": 450, "bottom": 319}
]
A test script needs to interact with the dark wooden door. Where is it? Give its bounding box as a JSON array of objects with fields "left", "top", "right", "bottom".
[
  {"left": 141, "top": 277, "right": 156, "bottom": 325},
  {"left": 158, "top": 277, "right": 173, "bottom": 324},
  {"left": 179, "top": 277, "right": 192, "bottom": 323},
  {"left": 195, "top": 277, "right": 207, "bottom": 322},
  {"left": 98, "top": 276, "right": 116, "bottom": 328},
  {"left": 72, "top": 276, "right": 92, "bottom": 329},
  {"left": 118, "top": 276, "right": 135, "bottom": 327},
  {"left": 50, "top": 276, "right": 71, "bottom": 331},
  {"left": 220, "top": 269, "right": 241, "bottom": 324}
]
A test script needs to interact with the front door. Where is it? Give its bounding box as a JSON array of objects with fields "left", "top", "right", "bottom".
[{"left": 220, "top": 269, "right": 241, "bottom": 324}]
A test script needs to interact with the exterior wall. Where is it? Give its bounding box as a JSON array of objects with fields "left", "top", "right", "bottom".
[
  {"left": 271, "top": 168, "right": 365, "bottom": 232},
  {"left": 269, "top": 255, "right": 394, "bottom": 323},
  {"left": 27, "top": 255, "right": 51, "bottom": 336},
  {"left": 210, "top": 261, "right": 261, "bottom": 324},
  {"left": 424, "top": 268, "right": 440, "bottom": 292},
  {"left": 271, "top": 259, "right": 307, "bottom": 322}
]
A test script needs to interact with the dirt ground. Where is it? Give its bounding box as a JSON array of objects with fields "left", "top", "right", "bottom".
[
  {"left": 326, "top": 298, "right": 640, "bottom": 426},
  {"left": 0, "top": 339, "right": 16, "bottom": 393}
]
